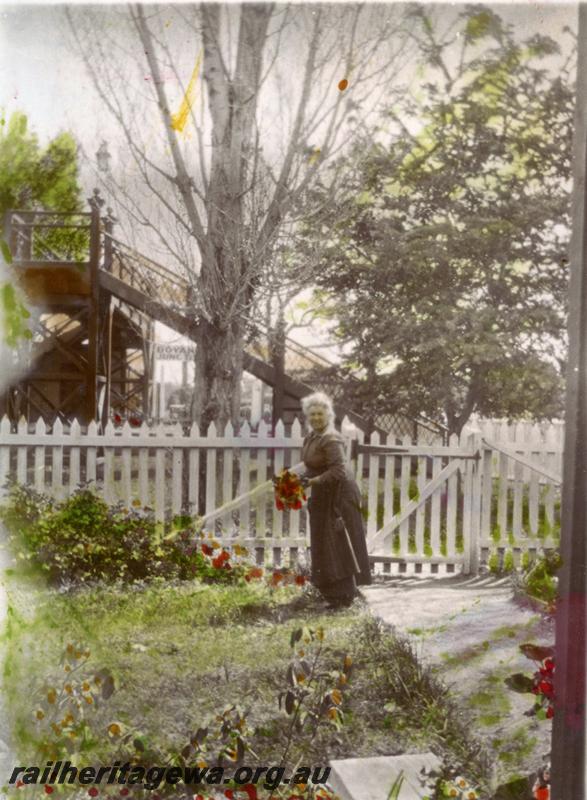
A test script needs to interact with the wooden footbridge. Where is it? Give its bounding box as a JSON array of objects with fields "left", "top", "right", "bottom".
[{"left": 1, "top": 194, "right": 444, "bottom": 440}]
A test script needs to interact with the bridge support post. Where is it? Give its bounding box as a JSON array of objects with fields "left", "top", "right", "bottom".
[{"left": 86, "top": 193, "right": 102, "bottom": 424}]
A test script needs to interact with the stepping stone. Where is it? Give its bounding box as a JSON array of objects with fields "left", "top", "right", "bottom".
[{"left": 329, "top": 753, "right": 441, "bottom": 800}]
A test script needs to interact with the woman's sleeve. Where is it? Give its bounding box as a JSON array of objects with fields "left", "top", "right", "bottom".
[{"left": 312, "top": 434, "right": 346, "bottom": 484}]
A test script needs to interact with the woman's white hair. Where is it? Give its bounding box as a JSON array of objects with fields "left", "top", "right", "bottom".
[{"left": 301, "top": 391, "right": 335, "bottom": 423}]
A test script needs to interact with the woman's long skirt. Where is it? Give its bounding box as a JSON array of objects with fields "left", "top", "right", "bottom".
[{"left": 308, "top": 477, "right": 371, "bottom": 605}]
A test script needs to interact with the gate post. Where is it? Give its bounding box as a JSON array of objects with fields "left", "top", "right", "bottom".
[{"left": 463, "top": 427, "right": 482, "bottom": 575}]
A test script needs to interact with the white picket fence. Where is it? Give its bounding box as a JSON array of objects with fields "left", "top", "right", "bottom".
[
  {"left": 0, "top": 414, "right": 563, "bottom": 575},
  {"left": 472, "top": 418, "right": 562, "bottom": 567},
  {"left": 0, "top": 415, "right": 315, "bottom": 568}
]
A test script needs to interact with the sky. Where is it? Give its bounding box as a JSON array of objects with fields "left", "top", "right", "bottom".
[
  {"left": 0, "top": 2, "right": 577, "bottom": 180},
  {"left": 0, "top": 1, "right": 579, "bottom": 368}
]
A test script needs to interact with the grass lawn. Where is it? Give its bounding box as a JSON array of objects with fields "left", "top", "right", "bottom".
[{"left": 2, "top": 573, "right": 491, "bottom": 797}]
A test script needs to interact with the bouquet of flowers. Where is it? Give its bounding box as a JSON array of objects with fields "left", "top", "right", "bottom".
[{"left": 273, "top": 469, "right": 307, "bottom": 511}]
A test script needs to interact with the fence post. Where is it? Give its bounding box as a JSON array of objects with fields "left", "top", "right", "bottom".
[{"left": 464, "top": 426, "right": 482, "bottom": 575}]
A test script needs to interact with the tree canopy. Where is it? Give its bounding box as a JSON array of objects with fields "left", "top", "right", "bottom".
[
  {"left": 0, "top": 110, "right": 82, "bottom": 217},
  {"left": 303, "top": 8, "right": 574, "bottom": 435},
  {"left": 0, "top": 111, "right": 83, "bottom": 352}
]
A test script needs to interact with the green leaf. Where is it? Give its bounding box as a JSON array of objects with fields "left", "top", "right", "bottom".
[
  {"left": 504, "top": 673, "right": 534, "bottom": 693},
  {"left": 0, "top": 238, "right": 12, "bottom": 264}
]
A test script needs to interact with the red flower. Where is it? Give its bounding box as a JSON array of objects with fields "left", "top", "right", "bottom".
[
  {"left": 113, "top": 413, "right": 122, "bottom": 424},
  {"left": 16, "top": 781, "right": 24, "bottom": 789},
  {"left": 129, "top": 417, "right": 141, "bottom": 427},
  {"left": 275, "top": 498, "right": 285, "bottom": 511},
  {"left": 272, "top": 571, "right": 283, "bottom": 584},
  {"left": 212, "top": 555, "right": 224, "bottom": 569},
  {"left": 88, "top": 790, "right": 99, "bottom": 798},
  {"left": 44, "top": 788, "right": 54, "bottom": 796},
  {"left": 202, "top": 543, "right": 214, "bottom": 556},
  {"left": 538, "top": 680, "right": 554, "bottom": 699},
  {"left": 546, "top": 705, "right": 555, "bottom": 719},
  {"left": 224, "top": 791, "right": 234, "bottom": 800},
  {"left": 293, "top": 499, "right": 302, "bottom": 510},
  {"left": 120, "top": 790, "right": 130, "bottom": 797},
  {"left": 295, "top": 574, "right": 306, "bottom": 586},
  {"left": 542, "top": 658, "right": 555, "bottom": 673},
  {"left": 242, "top": 786, "right": 258, "bottom": 800},
  {"left": 248, "top": 566, "right": 263, "bottom": 580}
]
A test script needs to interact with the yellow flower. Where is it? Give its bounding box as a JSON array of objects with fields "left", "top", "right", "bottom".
[
  {"left": 82, "top": 682, "right": 91, "bottom": 692},
  {"left": 455, "top": 777, "right": 468, "bottom": 789},
  {"left": 344, "top": 655, "right": 353, "bottom": 669},
  {"left": 35, "top": 710, "right": 45, "bottom": 720},
  {"left": 84, "top": 696, "right": 94, "bottom": 705},
  {"left": 328, "top": 708, "right": 338, "bottom": 720},
  {"left": 64, "top": 664, "right": 72, "bottom": 673},
  {"left": 331, "top": 689, "right": 343, "bottom": 706},
  {"left": 64, "top": 684, "right": 73, "bottom": 694},
  {"left": 108, "top": 723, "right": 122, "bottom": 737},
  {"left": 47, "top": 689, "right": 57, "bottom": 704},
  {"left": 66, "top": 643, "right": 75, "bottom": 655}
]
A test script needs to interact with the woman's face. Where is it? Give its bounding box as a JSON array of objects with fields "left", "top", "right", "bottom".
[{"left": 307, "top": 405, "right": 329, "bottom": 432}]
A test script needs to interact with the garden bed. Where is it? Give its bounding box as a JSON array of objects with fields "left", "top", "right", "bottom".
[{"left": 2, "top": 571, "right": 493, "bottom": 799}]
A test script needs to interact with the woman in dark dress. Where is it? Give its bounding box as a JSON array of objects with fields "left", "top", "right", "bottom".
[{"left": 298, "top": 392, "right": 371, "bottom": 608}]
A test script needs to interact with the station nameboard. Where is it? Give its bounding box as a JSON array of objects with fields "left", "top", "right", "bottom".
[{"left": 154, "top": 343, "right": 196, "bottom": 360}]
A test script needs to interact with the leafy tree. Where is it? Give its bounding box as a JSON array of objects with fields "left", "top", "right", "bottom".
[
  {"left": 304, "top": 7, "right": 574, "bottom": 435},
  {"left": 0, "top": 111, "right": 83, "bottom": 350},
  {"left": 0, "top": 110, "right": 82, "bottom": 217}
]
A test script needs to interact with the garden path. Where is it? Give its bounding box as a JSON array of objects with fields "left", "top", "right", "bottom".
[{"left": 362, "top": 574, "right": 554, "bottom": 787}]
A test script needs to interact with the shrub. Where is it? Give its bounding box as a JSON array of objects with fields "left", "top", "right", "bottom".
[
  {"left": 519, "top": 551, "right": 560, "bottom": 605},
  {"left": 0, "top": 485, "right": 208, "bottom": 586},
  {"left": 1, "top": 484, "right": 310, "bottom": 590}
]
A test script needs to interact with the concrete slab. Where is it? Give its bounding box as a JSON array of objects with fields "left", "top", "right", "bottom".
[{"left": 329, "top": 753, "right": 441, "bottom": 800}]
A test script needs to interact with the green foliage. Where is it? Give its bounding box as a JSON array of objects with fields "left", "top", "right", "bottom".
[
  {"left": 1, "top": 484, "right": 310, "bottom": 591},
  {"left": 359, "top": 617, "right": 491, "bottom": 789},
  {"left": 503, "top": 550, "right": 515, "bottom": 574},
  {"left": 519, "top": 551, "right": 560, "bottom": 604},
  {"left": 0, "top": 484, "right": 207, "bottom": 586},
  {"left": 0, "top": 111, "right": 82, "bottom": 217},
  {"left": 0, "top": 281, "right": 32, "bottom": 346},
  {"left": 278, "top": 626, "right": 353, "bottom": 766},
  {"left": 301, "top": 9, "right": 573, "bottom": 434},
  {"left": 27, "top": 642, "right": 114, "bottom": 763}
]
